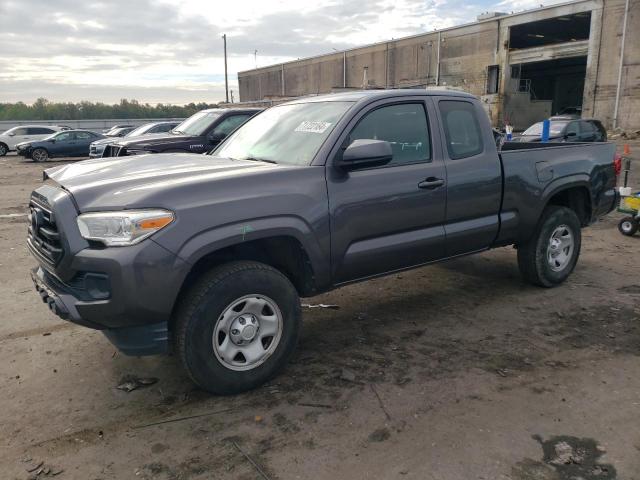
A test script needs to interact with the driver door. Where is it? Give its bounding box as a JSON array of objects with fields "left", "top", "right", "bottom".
[{"left": 326, "top": 98, "right": 447, "bottom": 284}]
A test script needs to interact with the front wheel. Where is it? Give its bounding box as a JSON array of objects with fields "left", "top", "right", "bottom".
[
  {"left": 0, "top": 143, "right": 7, "bottom": 156},
  {"left": 618, "top": 217, "right": 638, "bottom": 236},
  {"left": 31, "top": 148, "right": 49, "bottom": 162},
  {"left": 517, "top": 206, "right": 582, "bottom": 287},
  {"left": 175, "top": 261, "right": 301, "bottom": 395}
]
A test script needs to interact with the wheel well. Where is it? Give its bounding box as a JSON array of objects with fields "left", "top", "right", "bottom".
[
  {"left": 173, "top": 235, "right": 316, "bottom": 315},
  {"left": 546, "top": 186, "right": 591, "bottom": 226}
]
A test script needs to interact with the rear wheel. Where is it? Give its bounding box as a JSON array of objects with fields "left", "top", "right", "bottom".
[
  {"left": 517, "top": 206, "right": 582, "bottom": 287},
  {"left": 618, "top": 217, "right": 638, "bottom": 236},
  {"left": 175, "top": 261, "right": 301, "bottom": 395},
  {"left": 0, "top": 143, "right": 7, "bottom": 156},
  {"left": 31, "top": 148, "right": 49, "bottom": 162}
]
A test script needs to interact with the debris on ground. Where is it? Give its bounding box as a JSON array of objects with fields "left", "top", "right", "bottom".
[
  {"left": 22, "top": 458, "right": 64, "bottom": 478},
  {"left": 301, "top": 303, "right": 340, "bottom": 310},
  {"left": 115, "top": 375, "right": 158, "bottom": 392},
  {"left": 339, "top": 368, "right": 357, "bottom": 382}
]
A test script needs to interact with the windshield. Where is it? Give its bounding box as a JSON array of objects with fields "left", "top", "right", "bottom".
[
  {"left": 214, "top": 101, "right": 353, "bottom": 165},
  {"left": 523, "top": 121, "right": 567, "bottom": 136},
  {"left": 127, "top": 124, "right": 154, "bottom": 137},
  {"left": 173, "top": 111, "right": 221, "bottom": 136}
]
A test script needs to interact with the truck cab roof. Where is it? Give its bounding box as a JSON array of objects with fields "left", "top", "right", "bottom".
[{"left": 285, "top": 89, "right": 476, "bottom": 105}]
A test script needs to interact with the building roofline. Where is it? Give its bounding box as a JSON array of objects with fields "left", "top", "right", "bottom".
[{"left": 238, "top": 0, "right": 595, "bottom": 75}]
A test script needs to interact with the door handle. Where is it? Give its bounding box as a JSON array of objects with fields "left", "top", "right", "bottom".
[{"left": 418, "top": 177, "right": 445, "bottom": 189}]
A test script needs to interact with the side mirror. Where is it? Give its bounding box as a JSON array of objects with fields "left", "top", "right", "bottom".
[
  {"left": 564, "top": 132, "right": 577, "bottom": 140},
  {"left": 7, "top": 132, "right": 15, "bottom": 137},
  {"left": 49, "top": 139, "right": 56, "bottom": 143},
  {"left": 209, "top": 132, "right": 226, "bottom": 143},
  {"left": 336, "top": 139, "right": 393, "bottom": 170}
]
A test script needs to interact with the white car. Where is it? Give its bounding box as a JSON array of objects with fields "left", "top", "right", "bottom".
[{"left": 0, "top": 125, "right": 65, "bottom": 156}]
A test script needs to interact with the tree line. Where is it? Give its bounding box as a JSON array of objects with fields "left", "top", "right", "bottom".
[{"left": 0, "top": 98, "right": 219, "bottom": 120}]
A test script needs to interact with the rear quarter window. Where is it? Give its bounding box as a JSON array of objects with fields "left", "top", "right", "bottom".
[{"left": 438, "top": 100, "right": 484, "bottom": 159}]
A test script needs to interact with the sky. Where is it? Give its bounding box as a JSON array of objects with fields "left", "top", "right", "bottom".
[{"left": 0, "top": 0, "right": 565, "bottom": 105}]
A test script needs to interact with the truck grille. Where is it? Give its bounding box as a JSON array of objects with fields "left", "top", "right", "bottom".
[
  {"left": 28, "top": 200, "right": 63, "bottom": 266},
  {"left": 102, "top": 144, "right": 127, "bottom": 157}
]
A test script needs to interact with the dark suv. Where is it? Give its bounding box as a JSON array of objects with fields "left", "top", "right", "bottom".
[
  {"left": 517, "top": 119, "right": 607, "bottom": 143},
  {"left": 101, "top": 108, "right": 261, "bottom": 157}
]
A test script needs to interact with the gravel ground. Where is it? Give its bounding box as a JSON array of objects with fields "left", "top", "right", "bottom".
[{"left": 0, "top": 145, "right": 639, "bottom": 480}]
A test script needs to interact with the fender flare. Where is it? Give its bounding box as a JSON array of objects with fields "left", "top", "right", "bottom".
[{"left": 167, "top": 215, "right": 331, "bottom": 290}]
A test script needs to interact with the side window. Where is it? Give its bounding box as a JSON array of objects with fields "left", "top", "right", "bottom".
[
  {"left": 55, "top": 132, "right": 72, "bottom": 141},
  {"left": 155, "top": 124, "right": 172, "bottom": 133},
  {"left": 438, "top": 100, "right": 484, "bottom": 159},
  {"left": 581, "top": 121, "right": 595, "bottom": 135},
  {"left": 13, "top": 128, "right": 28, "bottom": 136},
  {"left": 348, "top": 103, "right": 431, "bottom": 165},
  {"left": 27, "top": 127, "right": 53, "bottom": 135},
  {"left": 211, "top": 115, "right": 251, "bottom": 137},
  {"left": 75, "top": 132, "right": 92, "bottom": 140},
  {"left": 566, "top": 121, "right": 580, "bottom": 137}
]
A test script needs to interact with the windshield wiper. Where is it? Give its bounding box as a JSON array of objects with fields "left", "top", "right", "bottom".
[{"left": 241, "top": 156, "right": 277, "bottom": 164}]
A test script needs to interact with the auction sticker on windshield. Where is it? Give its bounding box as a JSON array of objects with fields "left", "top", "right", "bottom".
[{"left": 295, "top": 121, "right": 332, "bottom": 134}]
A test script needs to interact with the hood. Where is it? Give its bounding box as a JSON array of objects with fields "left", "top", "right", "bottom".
[
  {"left": 45, "top": 153, "right": 278, "bottom": 210},
  {"left": 111, "top": 132, "right": 195, "bottom": 149},
  {"left": 93, "top": 132, "right": 167, "bottom": 146}
]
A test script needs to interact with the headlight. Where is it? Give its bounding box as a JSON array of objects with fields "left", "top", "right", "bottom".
[{"left": 76, "top": 209, "right": 174, "bottom": 246}]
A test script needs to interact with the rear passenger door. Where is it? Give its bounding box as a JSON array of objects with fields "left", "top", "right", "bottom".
[
  {"left": 73, "top": 132, "right": 94, "bottom": 155},
  {"left": 434, "top": 98, "right": 502, "bottom": 257},
  {"left": 327, "top": 98, "right": 447, "bottom": 284}
]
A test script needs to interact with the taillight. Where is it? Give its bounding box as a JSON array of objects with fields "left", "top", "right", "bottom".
[{"left": 614, "top": 153, "right": 622, "bottom": 176}]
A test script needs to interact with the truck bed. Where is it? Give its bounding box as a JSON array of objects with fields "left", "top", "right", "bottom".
[{"left": 496, "top": 141, "right": 617, "bottom": 245}]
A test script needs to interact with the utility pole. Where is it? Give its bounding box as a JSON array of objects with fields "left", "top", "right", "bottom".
[
  {"left": 613, "top": 0, "right": 629, "bottom": 129},
  {"left": 254, "top": 50, "right": 258, "bottom": 69},
  {"left": 222, "top": 34, "right": 229, "bottom": 103}
]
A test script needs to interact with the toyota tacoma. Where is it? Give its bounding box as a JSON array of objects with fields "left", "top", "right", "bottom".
[{"left": 28, "top": 90, "right": 619, "bottom": 394}]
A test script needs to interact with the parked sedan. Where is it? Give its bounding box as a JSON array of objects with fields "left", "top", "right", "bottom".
[
  {"left": 89, "top": 121, "right": 180, "bottom": 158},
  {"left": 0, "top": 125, "right": 65, "bottom": 156},
  {"left": 516, "top": 119, "right": 607, "bottom": 143},
  {"left": 16, "top": 130, "right": 105, "bottom": 162}
]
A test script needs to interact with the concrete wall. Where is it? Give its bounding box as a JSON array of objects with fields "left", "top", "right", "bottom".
[
  {"left": 238, "top": 0, "right": 639, "bottom": 131},
  {"left": 582, "top": 0, "right": 639, "bottom": 130}
]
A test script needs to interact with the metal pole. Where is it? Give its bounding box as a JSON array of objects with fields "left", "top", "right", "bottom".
[
  {"left": 613, "top": 0, "right": 629, "bottom": 129},
  {"left": 343, "top": 52, "right": 347, "bottom": 88},
  {"left": 222, "top": 34, "right": 229, "bottom": 103},
  {"left": 436, "top": 32, "right": 441, "bottom": 86},
  {"left": 281, "top": 64, "right": 285, "bottom": 96}
]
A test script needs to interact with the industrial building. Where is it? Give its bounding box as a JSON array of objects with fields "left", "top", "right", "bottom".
[{"left": 238, "top": 0, "right": 638, "bottom": 131}]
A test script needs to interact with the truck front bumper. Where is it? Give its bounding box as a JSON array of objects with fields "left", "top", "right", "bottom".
[{"left": 31, "top": 265, "right": 172, "bottom": 356}]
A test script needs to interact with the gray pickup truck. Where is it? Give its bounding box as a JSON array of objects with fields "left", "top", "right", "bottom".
[{"left": 28, "top": 90, "right": 618, "bottom": 394}]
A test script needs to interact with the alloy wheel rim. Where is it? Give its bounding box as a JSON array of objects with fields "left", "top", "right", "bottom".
[
  {"left": 547, "top": 224, "right": 574, "bottom": 272},
  {"left": 33, "top": 149, "right": 47, "bottom": 162},
  {"left": 212, "top": 294, "right": 283, "bottom": 371}
]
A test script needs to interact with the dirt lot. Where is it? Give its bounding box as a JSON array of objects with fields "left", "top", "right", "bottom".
[{"left": 1, "top": 145, "right": 639, "bottom": 480}]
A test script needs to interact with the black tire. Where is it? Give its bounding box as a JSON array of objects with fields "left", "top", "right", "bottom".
[
  {"left": 517, "top": 206, "right": 582, "bottom": 287},
  {"left": 0, "top": 143, "right": 7, "bottom": 157},
  {"left": 618, "top": 217, "right": 638, "bottom": 236},
  {"left": 175, "top": 261, "right": 301, "bottom": 395},
  {"left": 31, "top": 148, "right": 49, "bottom": 162}
]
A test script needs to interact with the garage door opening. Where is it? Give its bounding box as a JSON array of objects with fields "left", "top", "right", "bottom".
[
  {"left": 509, "top": 12, "right": 591, "bottom": 49},
  {"left": 515, "top": 56, "right": 587, "bottom": 115}
]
